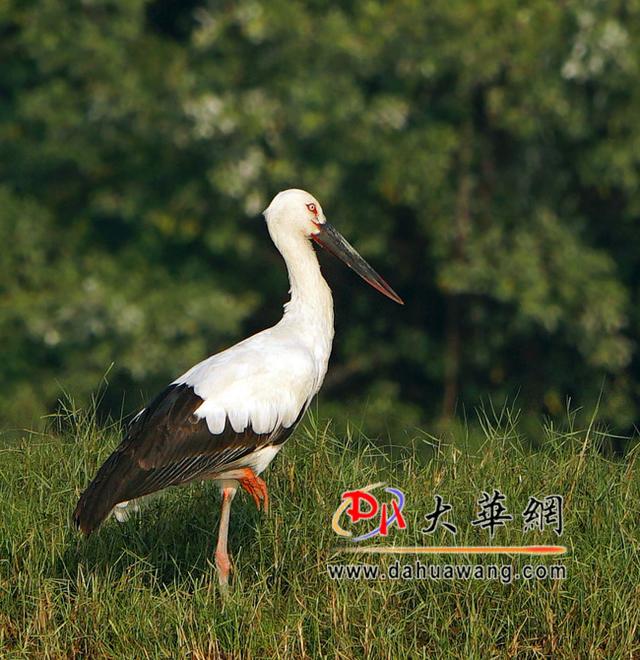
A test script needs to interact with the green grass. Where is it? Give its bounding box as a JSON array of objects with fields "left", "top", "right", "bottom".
[{"left": 1, "top": 405, "right": 639, "bottom": 658}]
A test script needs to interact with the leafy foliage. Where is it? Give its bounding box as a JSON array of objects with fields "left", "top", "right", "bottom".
[{"left": 2, "top": 0, "right": 640, "bottom": 432}]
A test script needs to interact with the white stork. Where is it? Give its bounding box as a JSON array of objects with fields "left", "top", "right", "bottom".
[{"left": 73, "top": 188, "right": 403, "bottom": 586}]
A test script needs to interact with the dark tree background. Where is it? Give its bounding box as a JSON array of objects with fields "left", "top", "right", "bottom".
[{"left": 1, "top": 0, "right": 639, "bottom": 437}]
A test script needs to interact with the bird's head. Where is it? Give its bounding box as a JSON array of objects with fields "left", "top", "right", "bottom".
[
  {"left": 264, "top": 188, "right": 403, "bottom": 305},
  {"left": 263, "top": 188, "right": 327, "bottom": 237}
]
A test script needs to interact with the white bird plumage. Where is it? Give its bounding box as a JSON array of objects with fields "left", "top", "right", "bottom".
[
  {"left": 74, "top": 188, "right": 402, "bottom": 589},
  {"left": 177, "top": 189, "right": 334, "bottom": 439}
]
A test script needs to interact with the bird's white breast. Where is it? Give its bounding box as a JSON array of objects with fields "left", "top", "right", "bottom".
[{"left": 172, "top": 226, "right": 335, "bottom": 440}]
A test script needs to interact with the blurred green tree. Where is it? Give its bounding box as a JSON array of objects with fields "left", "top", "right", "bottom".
[{"left": 1, "top": 0, "right": 639, "bottom": 435}]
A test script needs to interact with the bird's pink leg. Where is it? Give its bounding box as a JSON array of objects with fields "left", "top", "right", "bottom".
[
  {"left": 215, "top": 485, "right": 237, "bottom": 589},
  {"left": 238, "top": 468, "right": 269, "bottom": 512}
]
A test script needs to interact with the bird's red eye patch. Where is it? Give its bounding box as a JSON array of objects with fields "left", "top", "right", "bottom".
[{"left": 306, "top": 202, "right": 318, "bottom": 215}]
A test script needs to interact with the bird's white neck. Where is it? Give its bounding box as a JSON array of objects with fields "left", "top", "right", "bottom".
[{"left": 269, "top": 228, "right": 334, "bottom": 375}]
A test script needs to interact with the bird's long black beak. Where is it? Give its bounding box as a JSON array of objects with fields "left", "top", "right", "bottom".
[{"left": 311, "top": 223, "right": 404, "bottom": 305}]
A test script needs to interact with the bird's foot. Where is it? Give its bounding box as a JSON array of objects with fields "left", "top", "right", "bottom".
[{"left": 239, "top": 468, "right": 269, "bottom": 512}]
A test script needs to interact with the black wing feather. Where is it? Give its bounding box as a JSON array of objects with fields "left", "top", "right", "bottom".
[{"left": 73, "top": 383, "right": 300, "bottom": 535}]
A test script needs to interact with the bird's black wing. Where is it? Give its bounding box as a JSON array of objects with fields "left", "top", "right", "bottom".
[{"left": 73, "top": 383, "right": 302, "bottom": 534}]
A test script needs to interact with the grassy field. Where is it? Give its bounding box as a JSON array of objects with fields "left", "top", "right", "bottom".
[{"left": 1, "top": 405, "right": 639, "bottom": 658}]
